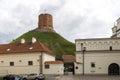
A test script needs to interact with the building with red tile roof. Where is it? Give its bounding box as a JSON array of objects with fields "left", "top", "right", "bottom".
[
  {"left": 62, "top": 55, "right": 76, "bottom": 62},
  {"left": 0, "top": 40, "right": 56, "bottom": 75},
  {"left": 44, "top": 61, "right": 63, "bottom": 64},
  {"left": 44, "top": 61, "right": 64, "bottom": 74},
  {"left": 0, "top": 41, "right": 55, "bottom": 56}
]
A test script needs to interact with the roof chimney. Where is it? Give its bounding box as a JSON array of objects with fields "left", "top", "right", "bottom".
[
  {"left": 21, "top": 38, "right": 25, "bottom": 44},
  {"left": 32, "top": 37, "right": 37, "bottom": 43}
]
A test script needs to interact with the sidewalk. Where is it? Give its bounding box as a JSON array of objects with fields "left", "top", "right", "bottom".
[{"left": 56, "top": 75, "right": 120, "bottom": 80}]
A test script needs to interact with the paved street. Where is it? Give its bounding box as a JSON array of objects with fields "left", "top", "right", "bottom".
[{"left": 45, "top": 75, "right": 120, "bottom": 80}]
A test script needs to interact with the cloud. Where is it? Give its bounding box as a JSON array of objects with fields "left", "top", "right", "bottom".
[
  {"left": 0, "top": 0, "right": 120, "bottom": 44},
  {"left": 0, "top": 32, "right": 16, "bottom": 43}
]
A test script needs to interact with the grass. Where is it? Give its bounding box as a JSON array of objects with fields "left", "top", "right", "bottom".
[
  {"left": 0, "top": 78, "right": 2, "bottom": 80},
  {"left": 11, "top": 31, "right": 75, "bottom": 56}
]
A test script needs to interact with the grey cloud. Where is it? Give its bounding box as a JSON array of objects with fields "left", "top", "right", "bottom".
[
  {"left": 75, "top": 17, "right": 111, "bottom": 39},
  {"left": 39, "top": 0, "right": 65, "bottom": 14},
  {"left": 0, "top": 0, "right": 119, "bottom": 44},
  {"left": 11, "top": 3, "right": 36, "bottom": 26},
  {"left": 0, "top": 32, "right": 17, "bottom": 44},
  {"left": 55, "top": 13, "right": 111, "bottom": 42},
  {"left": 54, "top": 13, "right": 87, "bottom": 42}
]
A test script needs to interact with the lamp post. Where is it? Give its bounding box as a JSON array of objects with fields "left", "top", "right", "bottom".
[
  {"left": 39, "top": 53, "right": 43, "bottom": 74},
  {"left": 81, "top": 43, "right": 85, "bottom": 75}
]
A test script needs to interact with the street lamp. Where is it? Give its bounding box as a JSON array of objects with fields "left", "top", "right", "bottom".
[
  {"left": 39, "top": 53, "right": 43, "bottom": 74},
  {"left": 81, "top": 43, "right": 85, "bottom": 75}
]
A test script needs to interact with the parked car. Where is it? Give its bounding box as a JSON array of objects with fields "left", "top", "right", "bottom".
[
  {"left": 22, "top": 73, "right": 44, "bottom": 80},
  {"left": 3, "top": 74, "right": 22, "bottom": 80}
]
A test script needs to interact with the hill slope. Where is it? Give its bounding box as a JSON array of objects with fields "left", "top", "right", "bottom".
[{"left": 11, "top": 31, "right": 75, "bottom": 55}]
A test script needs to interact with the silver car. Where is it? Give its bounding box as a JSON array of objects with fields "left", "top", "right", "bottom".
[{"left": 22, "top": 73, "right": 44, "bottom": 80}]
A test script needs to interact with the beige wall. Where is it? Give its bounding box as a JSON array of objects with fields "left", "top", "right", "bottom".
[
  {"left": 76, "top": 52, "right": 120, "bottom": 75},
  {"left": 76, "top": 38, "right": 120, "bottom": 51},
  {"left": 74, "top": 63, "right": 82, "bottom": 74},
  {"left": 0, "top": 52, "right": 55, "bottom": 75},
  {"left": 76, "top": 38, "right": 120, "bottom": 75},
  {"left": 44, "top": 64, "right": 64, "bottom": 75},
  {"left": 42, "top": 53, "right": 55, "bottom": 63}
]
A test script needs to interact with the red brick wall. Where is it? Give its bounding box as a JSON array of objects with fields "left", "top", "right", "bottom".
[{"left": 38, "top": 14, "right": 53, "bottom": 30}]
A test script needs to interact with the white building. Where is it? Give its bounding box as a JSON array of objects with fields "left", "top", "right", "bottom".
[
  {"left": 0, "top": 39, "right": 61, "bottom": 76},
  {"left": 111, "top": 17, "right": 120, "bottom": 38},
  {"left": 75, "top": 38, "right": 120, "bottom": 75},
  {"left": 44, "top": 61, "right": 64, "bottom": 75}
]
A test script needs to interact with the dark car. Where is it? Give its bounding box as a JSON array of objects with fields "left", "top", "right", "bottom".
[{"left": 3, "top": 74, "right": 22, "bottom": 80}]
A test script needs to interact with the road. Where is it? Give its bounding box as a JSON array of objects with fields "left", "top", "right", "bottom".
[{"left": 45, "top": 75, "right": 120, "bottom": 80}]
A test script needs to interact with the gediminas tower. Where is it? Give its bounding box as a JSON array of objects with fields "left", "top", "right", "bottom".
[{"left": 34, "top": 13, "right": 54, "bottom": 32}]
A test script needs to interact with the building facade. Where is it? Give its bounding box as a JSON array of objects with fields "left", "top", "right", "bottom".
[
  {"left": 44, "top": 61, "right": 64, "bottom": 75},
  {"left": 111, "top": 17, "right": 120, "bottom": 38},
  {"left": 0, "top": 39, "right": 57, "bottom": 76},
  {"left": 75, "top": 38, "right": 120, "bottom": 75}
]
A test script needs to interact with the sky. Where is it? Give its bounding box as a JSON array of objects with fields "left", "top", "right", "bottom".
[{"left": 0, "top": 0, "right": 120, "bottom": 44}]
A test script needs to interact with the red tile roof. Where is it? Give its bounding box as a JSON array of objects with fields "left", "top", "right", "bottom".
[
  {"left": 75, "top": 62, "right": 81, "bottom": 64},
  {"left": 62, "top": 55, "right": 76, "bottom": 62},
  {"left": 44, "top": 61, "right": 63, "bottom": 64},
  {"left": 0, "top": 42, "right": 55, "bottom": 56}
]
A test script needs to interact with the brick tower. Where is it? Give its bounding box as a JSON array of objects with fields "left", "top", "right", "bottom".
[{"left": 34, "top": 13, "right": 54, "bottom": 32}]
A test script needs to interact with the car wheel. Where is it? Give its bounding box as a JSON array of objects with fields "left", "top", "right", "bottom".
[{"left": 35, "top": 78, "right": 39, "bottom": 80}]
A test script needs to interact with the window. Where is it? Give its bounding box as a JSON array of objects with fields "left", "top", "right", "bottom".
[
  {"left": 83, "top": 47, "right": 86, "bottom": 51},
  {"left": 1, "top": 61, "right": 4, "bottom": 63},
  {"left": 76, "top": 66, "right": 78, "bottom": 69},
  {"left": 28, "top": 61, "right": 33, "bottom": 66},
  {"left": 29, "top": 47, "right": 33, "bottom": 50},
  {"left": 110, "top": 46, "right": 112, "bottom": 51},
  {"left": 19, "top": 60, "right": 22, "bottom": 62},
  {"left": 45, "top": 64, "right": 49, "bottom": 69},
  {"left": 10, "top": 62, "right": 14, "bottom": 66},
  {"left": 91, "top": 62, "right": 95, "bottom": 68},
  {"left": 6, "top": 48, "right": 11, "bottom": 51}
]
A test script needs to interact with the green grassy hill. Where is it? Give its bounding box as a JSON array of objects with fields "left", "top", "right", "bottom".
[{"left": 11, "top": 31, "right": 75, "bottom": 55}]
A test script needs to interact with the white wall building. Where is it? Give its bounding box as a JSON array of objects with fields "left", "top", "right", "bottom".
[
  {"left": 44, "top": 61, "right": 64, "bottom": 75},
  {"left": 75, "top": 38, "right": 120, "bottom": 75},
  {"left": 0, "top": 40, "right": 58, "bottom": 76}
]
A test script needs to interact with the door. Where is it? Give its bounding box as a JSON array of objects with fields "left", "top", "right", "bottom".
[
  {"left": 64, "top": 62, "right": 75, "bottom": 75},
  {"left": 108, "top": 63, "right": 119, "bottom": 75}
]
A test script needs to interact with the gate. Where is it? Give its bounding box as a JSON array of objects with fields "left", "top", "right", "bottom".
[{"left": 108, "top": 63, "right": 119, "bottom": 75}]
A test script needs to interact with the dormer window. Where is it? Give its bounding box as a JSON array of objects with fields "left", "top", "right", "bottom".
[
  {"left": 6, "top": 48, "right": 10, "bottom": 51},
  {"left": 29, "top": 47, "right": 33, "bottom": 50}
]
